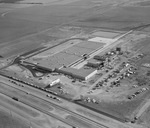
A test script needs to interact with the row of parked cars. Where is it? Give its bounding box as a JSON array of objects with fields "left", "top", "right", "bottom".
[
  {"left": 83, "top": 97, "right": 99, "bottom": 104},
  {"left": 8, "top": 75, "right": 33, "bottom": 86},
  {"left": 46, "top": 94, "right": 60, "bottom": 101},
  {"left": 110, "top": 66, "right": 137, "bottom": 87},
  {"left": 128, "top": 53, "right": 144, "bottom": 62},
  {"left": 127, "top": 87, "right": 149, "bottom": 100},
  {"left": 7, "top": 75, "right": 60, "bottom": 101},
  {"left": 94, "top": 62, "right": 132, "bottom": 88},
  {"left": 9, "top": 80, "right": 24, "bottom": 87},
  {"left": 93, "top": 62, "right": 137, "bottom": 91}
]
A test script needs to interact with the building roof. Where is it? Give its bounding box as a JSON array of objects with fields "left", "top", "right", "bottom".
[
  {"left": 25, "top": 40, "right": 105, "bottom": 71},
  {"left": 58, "top": 67, "right": 97, "bottom": 79},
  {"left": 43, "top": 53, "right": 80, "bottom": 69},
  {"left": 94, "top": 55, "right": 105, "bottom": 61},
  {"left": 87, "top": 58, "right": 103, "bottom": 68},
  {"left": 27, "top": 52, "right": 81, "bottom": 70},
  {"left": 62, "top": 46, "right": 93, "bottom": 57},
  {"left": 88, "top": 58, "right": 103, "bottom": 64}
]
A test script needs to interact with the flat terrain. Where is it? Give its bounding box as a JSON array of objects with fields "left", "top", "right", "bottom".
[
  {"left": 0, "top": 0, "right": 92, "bottom": 58},
  {"left": 1, "top": 0, "right": 150, "bottom": 128},
  {"left": 0, "top": 107, "right": 32, "bottom": 128},
  {"left": 0, "top": 0, "right": 150, "bottom": 58}
]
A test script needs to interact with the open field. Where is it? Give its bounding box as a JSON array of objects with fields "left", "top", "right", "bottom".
[
  {"left": 77, "top": 89, "right": 150, "bottom": 122},
  {"left": 2, "top": 29, "right": 150, "bottom": 125},
  {"left": 0, "top": 82, "right": 75, "bottom": 128},
  {"left": 71, "top": 6, "right": 150, "bottom": 31},
  {"left": 1, "top": 0, "right": 150, "bottom": 128},
  {"left": 0, "top": 0, "right": 94, "bottom": 58},
  {"left": 1, "top": 0, "right": 150, "bottom": 58}
]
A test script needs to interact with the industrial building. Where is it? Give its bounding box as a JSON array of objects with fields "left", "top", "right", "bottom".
[
  {"left": 24, "top": 33, "right": 123, "bottom": 80},
  {"left": 25, "top": 40, "right": 105, "bottom": 71},
  {"left": 62, "top": 45, "right": 93, "bottom": 56},
  {"left": 26, "top": 52, "right": 81, "bottom": 71},
  {"left": 57, "top": 67, "right": 97, "bottom": 80},
  {"left": 49, "top": 78, "right": 60, "bottom": 87},
  {"left": 86, "top": 58, "right": 104, "bottom": 68}
]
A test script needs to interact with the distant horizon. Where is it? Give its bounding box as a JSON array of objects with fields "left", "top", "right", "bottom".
[
  {"left": 0, "top": 1, "right": 150, "bottom": 128},
  {"left": 0, "top": 0, "right": 23, "bottom": 3}
]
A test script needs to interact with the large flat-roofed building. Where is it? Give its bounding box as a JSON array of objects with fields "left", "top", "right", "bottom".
[
  {"left": 25, "top": 40, "right": 105, "bottom": 71},
  {"left": 23, "top": 30, "right": 127, "bottom": 80},
  {"left": 27, "top": 52, "right": 81, "bottom": 71},
  {"left": 62, "top": 45, "right": 93, "bottom": 56},
  {"left": 57, "top": 67, "right": 97, "bottom": 80}
]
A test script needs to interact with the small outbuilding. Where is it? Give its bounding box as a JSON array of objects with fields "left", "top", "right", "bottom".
[{"left": 87, "top": 58, "right": 103, "bottom": 68}]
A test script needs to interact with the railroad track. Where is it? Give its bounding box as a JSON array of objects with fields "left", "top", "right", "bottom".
[
  {"left": 0, "top": 91, "right": 77, "bottom": 128},
  {"left": 0, "top": 77, "right": 109, "bottom": 128}
]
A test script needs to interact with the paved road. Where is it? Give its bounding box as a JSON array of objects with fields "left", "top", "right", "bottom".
[
  {"left": 0, "top": 75, "right": 110, "bottom": 128},
  {"left": 0, "top": 74, "right": 137, "bottom": 128},
  {"left": 0, "top": 93, "right": 41, "bottom": 128},
  {"left": 81, "top": 31, "right": 133, "bottom": 94},
  {"left": 0, "top": 82, "right": 89, "bottom": 128}
]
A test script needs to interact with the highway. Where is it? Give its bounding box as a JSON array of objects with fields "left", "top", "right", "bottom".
[
  {"left": 0, "top": 73, "right": 136, "bottom": 128},
  {"left": 0, "top": 88, "right": 77, "bottom": 128},
  {"left": 0, "top": 93, "right": 41, "bottom": 128},
  {"left": 0, "top": 31, "right": 135, "bottom": 128},
  {"left": 0, "top": 75, "right": 110, "bottom": 128}
]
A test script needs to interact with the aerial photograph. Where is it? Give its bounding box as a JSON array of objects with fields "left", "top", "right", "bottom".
[{"left": 1, "top": 0, "right": 150, "bottom": 128}]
